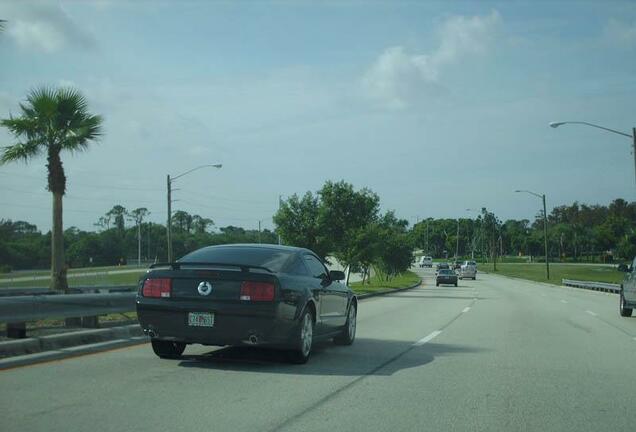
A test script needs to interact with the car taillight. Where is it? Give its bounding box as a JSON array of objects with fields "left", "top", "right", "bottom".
[
  {"left": 240, "top": 281, "right": 275, "bottom": 301},
  {"left": 142, "top": 278, "right": 172, "bottom": 298}
]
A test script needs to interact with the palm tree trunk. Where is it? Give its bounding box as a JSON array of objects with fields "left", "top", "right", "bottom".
[{"left": 50, "top": 191, "right": 68, "bottom": 292}]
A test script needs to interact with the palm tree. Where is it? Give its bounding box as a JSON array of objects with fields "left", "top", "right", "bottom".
[{"left": 1, "top": 87, "right": 103, "bottom": 292}]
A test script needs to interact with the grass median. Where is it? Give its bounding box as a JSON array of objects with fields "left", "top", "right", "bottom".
[
  {"left": 478, "top": 262, "right": 624, "bottom": 285},
  {"left": 349, "top": 270, "right": 421, "bottom": 295}
]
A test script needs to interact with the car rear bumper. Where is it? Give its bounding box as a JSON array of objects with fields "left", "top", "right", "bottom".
[
  {"left": 436, "top": 278, "right": 458, "bottom": 284},
  {"left": 136, "top": 300, "right": 298, "bottom": 349}
]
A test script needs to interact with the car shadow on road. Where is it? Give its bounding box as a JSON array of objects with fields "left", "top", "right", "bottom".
[{"left": 177, "top": 338, "right": 485, "bottom": 376}]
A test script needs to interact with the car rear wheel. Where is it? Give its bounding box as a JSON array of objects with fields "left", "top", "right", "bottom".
[
  {"left": 151, "top": 340, "right": 186, "bottom": 359},
  {"left": 620, "top": 292, "right": 633, "bottom": 317},
  {"left": 454, "top": 282, "right": 458, "bottom": 287},
  {"left": 288, "top": 308, "right": 314, "bottom": 364},
  {"left": 334, "top": 302, "right": 357, "bottom": 346},
  {"left": 436, "top": 282, "right": 439, "bottom": 287}
]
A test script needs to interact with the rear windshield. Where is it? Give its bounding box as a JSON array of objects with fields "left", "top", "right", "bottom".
[
  {"left": 179, "top": 246, "right": 294, "bottom": 272},
  {"left": 439, "top": 269, "right": 454, "bottom": 275}
]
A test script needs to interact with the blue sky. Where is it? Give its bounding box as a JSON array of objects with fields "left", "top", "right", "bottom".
[{"left": 1, "top": 0, "right": 635, "bottom": 232}]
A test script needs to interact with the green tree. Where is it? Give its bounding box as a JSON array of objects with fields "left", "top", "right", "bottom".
[
  {"left": 274, "top": 192, "right": 331, "bottom": 259},
  {"left": 192, "top": 215, "right": 214, "bottom": 234},
  {"left": 1, "top": 87, "right": 102, "bottom": 291},
  {"left": 106, "top": 205, "right": 127, "bottom": 234}
]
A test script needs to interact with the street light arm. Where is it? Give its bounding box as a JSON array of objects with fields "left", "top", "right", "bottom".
[
  {"left": 171, "top": 164, "right": 222, "bottom": 181},
  {"left": 515, "top": 189, "right": 542, "bottom": 199},
  {"left": 550, "top": 121, "right": 632, "bottom": 138}
]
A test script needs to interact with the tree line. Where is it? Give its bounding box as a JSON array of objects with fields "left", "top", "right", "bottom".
[
  {"left": 410, "top": 198, "right": 636, "bottom": 263},
  {"left": 0, "top": 205, "right": 276, "bottom": 272}
]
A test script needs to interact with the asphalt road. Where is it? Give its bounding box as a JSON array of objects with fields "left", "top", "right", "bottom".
[{"left": 2, "top": 268, "right": 636, "bottom": 431}]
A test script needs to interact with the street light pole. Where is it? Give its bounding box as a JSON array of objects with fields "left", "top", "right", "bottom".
[
  {"left": 167, "top": 174, "right": 172, "bottom": 262},
  {"left": 455, "top": 219, "right": 460, "bottom": 259},
  {"left": 166, "top": 164, "right": 222, "bottom": 262},
  {"left": 550, "top": 121, "right": 635, "bottom": 185},
  {"left": 542, "top": 193, "right": 550, "bottom": 280},
  {"left": 515, "top": 190, "right": 550, "bottom": 280}
]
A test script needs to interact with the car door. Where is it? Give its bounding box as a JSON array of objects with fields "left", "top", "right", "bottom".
[{"left": 303, "top": 254, "right": 346, "bottom": 333}]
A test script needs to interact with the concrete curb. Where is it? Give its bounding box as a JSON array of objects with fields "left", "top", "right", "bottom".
[
  {"left": 0, "top": 324, "right": 143, "bottom": 358},
  {"left": 356, "top": 279, "right": 423, "bottom": 300},
  {"left": 0, "top": 336, "right": 148, "bottom": 370}
]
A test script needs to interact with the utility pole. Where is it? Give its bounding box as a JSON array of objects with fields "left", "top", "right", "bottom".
[
  {"left": 137, "top": 221, "right": 141, "bottom": 267},
  {"left": 426, "top": 219, "right": 429, "bottom": 255},
  {"left": 258, "top": 220, "right": 262, "bottom": 244},
  {"left": 278, "top": 195, "right": 282, "bottom": 245},
  {"left": 455, "top": 219, "right": 460, "bottom": 259},
  {"left": 542, "top": 193, "right": 550, "bottom": 280},
  {"left": 167, "top": 174, "right": 172, "bottom": 262}
]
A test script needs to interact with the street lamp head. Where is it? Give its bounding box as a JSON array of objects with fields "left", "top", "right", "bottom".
[
  {"left": 212, "top": 164, "right": 222, "bottom": 168},
  {"left": 549, "top": 122, "right": 565, "bottom": 128},
  {"left": 514, "top": 190, "right": 521, "bottom": 193}
]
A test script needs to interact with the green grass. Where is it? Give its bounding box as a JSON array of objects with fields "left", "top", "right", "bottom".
[
  {"left": 350, "top": 270, "right": 421, "bottom": 295},
  {"left": 478, "top": 263, "right": 624, "bottom": 285}
]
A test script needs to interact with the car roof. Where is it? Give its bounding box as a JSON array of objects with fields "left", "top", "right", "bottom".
[{"left": 194, "top": 243, "right": 313, "bottom": 255}]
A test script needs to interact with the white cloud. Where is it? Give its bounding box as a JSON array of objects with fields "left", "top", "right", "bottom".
[
  {"left": 604, "top": 18, "right": 636, "bottom": 45},
  {"left": 362, "top": 10, "right": 501, "bottom": 109},
  {"left": 1, "top": 2, "right": 96, "bottom": 53}
]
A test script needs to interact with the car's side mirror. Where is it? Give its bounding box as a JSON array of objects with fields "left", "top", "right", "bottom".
[
  {"left": 329, "top": 270, "right": 346, "bottom": 281},
  {"left": 618, "top": 263, "right": 629, "bottom": 272}
]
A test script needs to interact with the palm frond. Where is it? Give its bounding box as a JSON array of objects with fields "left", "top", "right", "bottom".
[
  {"left": 0, "top": 141, "right": 43, "bottom": 164},
  {"left": 0, "top": 20, "right": 6, "bottom": 33},
  {"left": 0, "top": 116, "right": 39, "bottom": 138}
]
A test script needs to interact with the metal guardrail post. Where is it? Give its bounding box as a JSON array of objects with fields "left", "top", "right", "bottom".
[{"left": 6, "top": 322, "right": 26, "bottom": 338}]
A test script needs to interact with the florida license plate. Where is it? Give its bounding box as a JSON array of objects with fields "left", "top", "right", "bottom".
[{"left": 188, "top": 312, "right": 214, "bottom": 327}]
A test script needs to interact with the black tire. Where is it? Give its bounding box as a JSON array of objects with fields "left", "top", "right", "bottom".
[
  {"left": 288, "top": 307, "right": 314, "bottom": 364},
  {"left": 436, "top": 282, "right": 439, "bottom": 287},
  {"left": 473, "top": 276, "right": 476, "bottom": 280},
  {"left": 620, "top": 292, "right": 633, "bottom": 317},
  {"left": 151, "top": 340, "right": 186, "bottom": 359},
  {"left": 334, "top": 302, "right": 357, "bottom": 346},
  {"left": 454, "top": 282, "right": 458, "bottom": 287}
]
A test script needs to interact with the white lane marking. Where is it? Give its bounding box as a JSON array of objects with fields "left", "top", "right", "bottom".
[
  {"left": 462, "top": 307, "right": 471, "bottom": 313},
  {"left": 414, "top": 330, "right": 442, "bottom": 346},
  {"left": 586, "top": 310, "right": 598, "bottom": 317},
  {"left": 560, "top": 299, "right": 568, "bottom": 304}
]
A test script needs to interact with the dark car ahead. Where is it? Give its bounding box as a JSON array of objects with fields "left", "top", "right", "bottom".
[
  {"left": 436, "top": 269, "right": 458, "bottom": 287},
  {"left": 136, "top": 244, "right": 357, "bottom": 364}
]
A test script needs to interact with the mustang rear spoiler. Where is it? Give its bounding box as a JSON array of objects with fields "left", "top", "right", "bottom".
[{"left": 149, "top": 262, "right": 273, "bottom": 273}]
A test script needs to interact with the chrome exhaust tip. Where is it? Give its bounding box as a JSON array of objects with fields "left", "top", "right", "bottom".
[{"left": 248, "top": 334, "right": 258, "bottom": 344}]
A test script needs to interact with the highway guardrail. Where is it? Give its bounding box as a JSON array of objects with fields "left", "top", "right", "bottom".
[
  {"left": 562, "top": 279, "right": 621, "bottom": 294},
  {"left": 0, "top": 292, "right": 137, "bottom": 339}
]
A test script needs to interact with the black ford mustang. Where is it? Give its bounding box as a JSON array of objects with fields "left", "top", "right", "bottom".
[{"left": 136, "top": 244, "right": 358, "bottom": 364}]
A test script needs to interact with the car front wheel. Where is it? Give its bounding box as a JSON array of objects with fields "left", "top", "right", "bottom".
[
  {"left": 288, "top": 308, "right": 314, "bottom": 364},
  {"left": 620, "top": 292, "right": 633, "bottom": 317},
  {"left": 151, "top": 340, "right": 186, "bottom": 359}
]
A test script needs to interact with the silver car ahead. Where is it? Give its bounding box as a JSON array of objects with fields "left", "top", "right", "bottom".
[{"left": 459, "top": 261, "right": 477, "bottom": 280}]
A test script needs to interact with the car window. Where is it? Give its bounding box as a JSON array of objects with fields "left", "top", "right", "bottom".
[
  {"left": 287, "top": 256, "right": 310, "bottom": 276},
  {"left": 179, "top": 246, "right": 293, "bottom": 272},
  {"left": 304, "top": 255, "right": 328, "bottom": 279}
]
